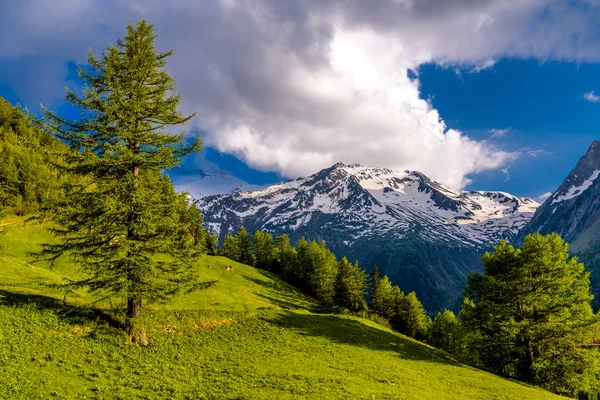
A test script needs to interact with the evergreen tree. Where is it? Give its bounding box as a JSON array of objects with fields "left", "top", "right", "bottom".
[
  {"left": 37, "top": 21, "right": 202, "bottom": 345},
  {"left": 307, "top": 241, "right": 338, "bottom": 306},
  {"left": 294, "top": 237, "right": 311, "bottom": 286},
  {"left": 430, "top": 310, "right": 458, "bottom": 353},
  {"left": 462, "top": 234, "right": 599, "bottom": 396},
  {"left": 182, "top": 202, "right": 206, "bottom": 250},
  {"left": 235, "top": 227, "right": 255, "bottom": 266},
  {"left": 370, "top": 265, "right": 396, "bottom": 320},
  {"left": 220, "top": 233, "right": 239, "bottom": 262},
  {"left": 274, "top": 234, "right": 296, "bottom": 278},
  {"left": 392, "top": 291, "right": 431, "bottom": 340},
  {"left": 253, "top": 230, "right": 275, "bottom": 271},
  {"left": 333, "top": 257, "right": 368, "bottom": 312},
  {"left": 204, "top": 232, "right": 219, "bottom": 256}
]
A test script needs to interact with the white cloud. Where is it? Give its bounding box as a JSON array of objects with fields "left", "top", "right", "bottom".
[
  {"left": 2, "top": 1, "right": 600, "bottom": 188},
  {"left": 534, "top": 192, "right": 553, "bottom": 203},
  {"left": 489, "top": 128, "right": 510, "bottom": 138},
  {"left": 470, "top": 59, "right": 496, "bottom": 73},
  {"left": 584, "top": 90, "right": 600, "bottom": 103}
]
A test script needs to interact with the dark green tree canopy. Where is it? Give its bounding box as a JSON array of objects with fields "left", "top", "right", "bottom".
[{"left": 462, "top": 233, "right": 599, "bottom": 396}]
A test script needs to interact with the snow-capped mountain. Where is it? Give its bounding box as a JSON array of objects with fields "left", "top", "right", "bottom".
[
  {"left": 520, "top": 140, "right": 600, "bottom": 245},
  {"left": 199, "top": 162, "right": 538, "bottom": 247},
  {"left": 198, "top": 162, "right": 539, "bottom": 312}
]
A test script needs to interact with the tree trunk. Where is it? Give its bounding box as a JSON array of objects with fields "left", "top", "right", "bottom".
[{"left": 126, "top": 294, "right": 148, "bottom": 346}]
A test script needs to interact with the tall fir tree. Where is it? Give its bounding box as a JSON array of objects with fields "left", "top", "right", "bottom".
[
  {"left": 294, "top": 237, "right": 311, "bottom": 286},
  {"left": 430, "top": 310, "right": 459, "bottom": 353},
  {"left": 274, "top": 234, "right": 296, "bottom": 278},
  {"left": 37, "top": 21, "right": 202, "bottom": 345},
  {"left": 307, "top": 241, "right": 338, "bottom": 306},
  {"left": 370, "top": 265, "right": 396, "bottom": 320},
  {"left": 204, "top": 232, "right": 219, "bottom": 256},
  {"left": 392, "top": 291, "right": 431, "bottom": 340},
  {"left": 462, "top": 234, "right": 599, "bottom": 396},
  {"left": 235, "top": 227, "right": 255, "bottom": 266},
  {"left": 333, "top": 257, "right": 368, "bottom": 312},
  {"left": 220, "top": 233, "right": 239, "bottom": 262},
  {"left": 253, "top": 230, "right": 275, "bottom": 271}
]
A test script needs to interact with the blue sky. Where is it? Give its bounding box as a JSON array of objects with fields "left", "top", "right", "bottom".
[{"left": 2, "top": 1, "right": 600, "bottom": 201}]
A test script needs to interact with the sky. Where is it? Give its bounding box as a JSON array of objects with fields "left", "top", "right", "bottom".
[{"left": 1, "top": 1, "right": 600, "bottom": 201}]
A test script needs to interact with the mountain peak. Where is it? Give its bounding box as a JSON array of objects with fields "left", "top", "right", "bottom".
[
  {"left": 547, "top": 141, "right": 600, "bottom": 206},
  {"left": 586, "top": 140, "right": 600, "bottom": 156}
]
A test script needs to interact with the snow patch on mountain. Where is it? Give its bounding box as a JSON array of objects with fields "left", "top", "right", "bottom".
[{"left": 552, "top": 169, "right": 600, "bottom": 204}]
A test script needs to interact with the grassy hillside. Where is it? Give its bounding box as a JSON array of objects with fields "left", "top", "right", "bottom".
[{"left": 0, "top": 217, "right": 566, "bottom": 399}]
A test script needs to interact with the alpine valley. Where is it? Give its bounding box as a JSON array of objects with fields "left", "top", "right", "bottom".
[{"left": 197, "top": 162, "right": 539, "bottom": 312}]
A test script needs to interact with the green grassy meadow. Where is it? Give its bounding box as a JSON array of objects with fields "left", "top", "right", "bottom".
[{"left": 0, "top": 217, "right": 566, "bottom": 399}]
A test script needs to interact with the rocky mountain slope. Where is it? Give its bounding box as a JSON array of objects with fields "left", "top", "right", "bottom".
[
  {"left": 198, "top": 163, "right": 539, "bottom": 312},
  {"left": 518, "top": 140, "right": 600, "bottom": 307}
]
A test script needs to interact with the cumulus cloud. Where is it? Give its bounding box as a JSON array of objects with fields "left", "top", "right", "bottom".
[
  {"left": 2, "top": 1, "right": 600, "bottom": 188},
  {"left": 584, "top": 90, "right": 600, "bottom": 103}
]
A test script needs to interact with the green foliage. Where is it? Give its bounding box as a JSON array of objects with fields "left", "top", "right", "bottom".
[
  {"left": 274, "top": 234, "right": 296, "bottom": 279},
  {"left": 392, "top": 291, "right": 431, "bottom": 341},
  {"left": 36, "top": 20, "right": 202, "bottom": 344},
  {"left": 334, "top": 257, "right": 368, "bottom": 312},
  {"left": 235, "top": 227, "right": 255, "bottom": 266},
  {"left": 430, "top": 310, "right": 459, "bottom": 353},
  {"left": 220, "top": 233, "right": 239, "bottom": 261},
  {"left": 181, "top": 201, "right": 207, "bottom": 251},
  {"left": 0, "top": 96, "right": 64, "bottom": 214},
  {"left": 253, "top": 230, "right": 275, "bottom": 271},
  {"left": 370, "top": 265, "right": 396, "bottom": 320},
  {"left": 306, "top": 241, "right": 338, "bottom": 305},
  {"left": 462, "top": 233, "right": 600, "bottom": 397},
  {"left": 204, "top": 231, "right": 219, "bottom": 256}
]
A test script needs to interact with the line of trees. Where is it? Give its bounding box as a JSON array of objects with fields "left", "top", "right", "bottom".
[
  {"left": 219, "top": 227, "right": 431, "bottom": 340},
  {"left": 220, "top": 227, "right": 600, "bottom": 397}
]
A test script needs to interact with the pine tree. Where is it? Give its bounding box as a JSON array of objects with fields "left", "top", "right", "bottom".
[
  {"left": 205, "top": 232, "right": 219, "bottom": 256},
  {"left": 294, "top": 237, "right": 311, "bottom": 286},
  {"left": 392, "top": 291, "right": 431, "bottom": 340},
  {"left": 235, "top": 227, "right": 255, "bottom": 266},
  {"left": 182, "top": 202, "right": 206, "bottom": 251},
  {"left": 253, "top": 230, "right": 275, "bottom": 271},
  {"left": 307, "top": 241, "right": 338, "bottom": 306},
  {"left": 220, "top": 233, "right": 239, "bottom": 261},
  {"left": 37, "top": 21, "right": 202, "bottom": 345},
  {"left": 370, "top": 265, "right": 396, "bottom": 320},
  {"left": 333, "top": 257, "right": 368, "bottom": 312},
  {"left": 430, "top": 310, "right": 458, "bottom": 353},
  {"left": 274, "top": 234, "right": 296, "bottom": 278},
  {"left": 462, "top": 234, "right": 599, "bottom": 396}
]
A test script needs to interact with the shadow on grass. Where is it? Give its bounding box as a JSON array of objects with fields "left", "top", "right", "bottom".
[
  {"left": 270, "top": 311, "right": 459, "bottom": 365},
  {"left": 242, "top": 273, "right": 318, "bottom": 312},
  {"left": 0, "top": 289, "right": 122, "bottom": 329}
]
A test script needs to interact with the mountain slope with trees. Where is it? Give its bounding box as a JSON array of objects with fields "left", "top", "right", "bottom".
[
  {"left": 0, "top": 217, "right": 567, "bottom": 399},
  {"left": 197, "top": 163, "right": 539, "bottom": 312}
]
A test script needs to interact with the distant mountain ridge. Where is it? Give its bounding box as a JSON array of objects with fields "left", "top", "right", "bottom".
[{"left": 197, "top": 162, "right": 539, "bottom": 312}]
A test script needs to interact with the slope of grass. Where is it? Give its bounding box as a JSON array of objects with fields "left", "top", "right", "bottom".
[{"left": 0, "top": 218, "right": 566, "bottom": 399}]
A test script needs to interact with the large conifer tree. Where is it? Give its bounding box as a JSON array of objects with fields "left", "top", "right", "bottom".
[
  {"left": 38, "top": 21, "right": 202, "bottom": 345},
  {"left": 463, "top": 233, "right": 599, "bottom": 396}
]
